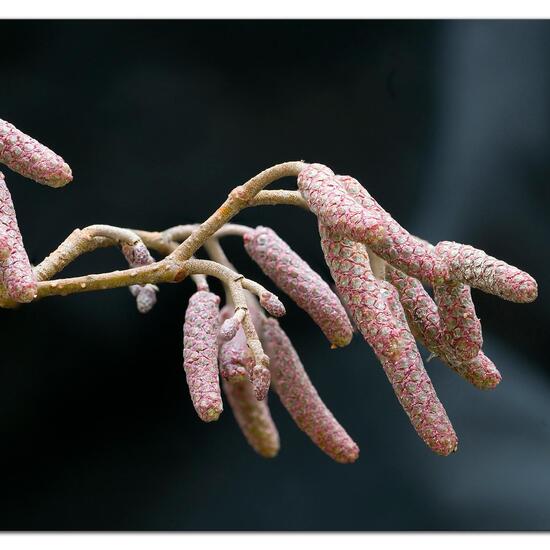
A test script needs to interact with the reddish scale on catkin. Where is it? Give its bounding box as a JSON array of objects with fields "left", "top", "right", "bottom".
[
  {"left": 336, "top": 174, "right": 444, "bottom": 283},
  {"left": 433, "top": 282, "right": 482, "bottom": 361},
  {"left": 0, "top": 172, "right": 37, "bottom": 302},
  {"left": 122, "top": 241, "right": 158, "bottom": 313},
  {"left": 262, "top": 318, "right": 359, "bottom": 463},
  {"left": 386, "top": 266, "right": 501, "bottom": 390},
  {"left": 297, "top": 164, "right": 444, "bottom": 284},
  {"left": 319, "top": 224, "right": 457, "bottom": 456},
  {"left": 0, "top": 118, "right": 72, "bottom": 188},
  {"left": 243, "top": 226, "right": 353, "bottom": 347},
  {"left": 222, "top": 378, "right": 280, "bottom": 458},
  {"left": 218, "top": 305, "right": 253, "bottom": 383},
  {"left": 183, "top": 290, "right": 223, "bottom": 422},
  {"left": 435, "top": 241, "right": 538, "bottom": 303}
]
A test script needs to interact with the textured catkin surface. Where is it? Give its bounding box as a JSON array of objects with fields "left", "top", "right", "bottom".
[
  {"left": 262, "top": 317, "right": 359, "bottom": 463},
  {"left": 319, "top": 224, "right": 457, "bottom": 455},
  {"left": 297, "top": 163, "right": 386, "bottom": 244},
  {"left": 336, "top": 174, "right": 443, "bottom": 283},
  {"left": 183, "top": 291, "right": 223, "bottom": 422},
  {"left": 433, "top": 282, "right": 483, "bottom": 361},
  {"left": 435, "top": 240, "right": 538, "bottom": 303},
  {"left": 122, "top": 241, "right": 158, "bottom": 313},
  {"left": 0, "top": 118, "right": 72, "bottom": 187},
  {"left": 243, "top": 226, "right": 353, "bottom": 347},
  {"left": 222, "top": 378, "right": 279, "bottom": 458},
  {"left": 0, "top": 172, "right": 37, "bottom": 302},
  {"left": 386, "top": 266, "right": 501, "bottom": 390}
]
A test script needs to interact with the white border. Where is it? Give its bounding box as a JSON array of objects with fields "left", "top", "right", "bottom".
[{"left": 2, "top": 0, "right": 550, "bottom": 19}]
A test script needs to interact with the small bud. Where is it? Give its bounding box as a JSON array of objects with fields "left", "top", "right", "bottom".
[
  {"left": 218, "top": 323, "right": 253, "bottom": 383},
  {"left": 136, "top": 284, "right": 158, "bottom": 314},
  {"left": 219, "top": 315, "right": 241, "bottom": 342},
  {"left": 0, "top": 172, "right": 37, "bottom": 302},
  {"left": 262, "top": 318, "right": 359, "bottom": 463},
  {"left": 222, "top": 378, "right": 280, "bottom": 458},
  {"left": 183, "top": 290, "right": 223, "bottom": 422},
  {"left": 122, "top": 241, "right": 158, "bottom": 313},
  {"left": 0, "top": 118, "right": 72, "bottom": 187},
  {"left": 243, "top": 226, "right": 353, "bottom": 347},
  {"left": 259, "top": 290, "right": 286, "bottom": 317}
]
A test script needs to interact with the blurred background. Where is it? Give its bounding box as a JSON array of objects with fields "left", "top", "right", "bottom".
[{"left": 0, "top": 20, "right": 548, "bottom": 530}]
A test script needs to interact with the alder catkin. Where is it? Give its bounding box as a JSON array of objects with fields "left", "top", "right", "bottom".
[
  {"left": 386, "top": 266, "right": 501, "bottom": 390},
  {"left": 435, "top": 241, "right": 537, "bottom": 303},
  {"left": 336, "top": 174, "right": 443, "bottom": 283},
  {"left": 297, "top": 164, "right": 444, "bottom": 284},
  {"left": 0, "top": 118, "right": 72, "bottom": 188},
  {"left": 183, "top": 290, "right": 223, "bottom": 422},
  {"left": 433, "top": 282, "right": 483, "bottom": 362},
  {"left": 0, "top": 172, "right": 37, "bottom": 302},
  {"left": 222, "top": 378, "right": 280, "bottom": 458},
  {"left": 319, "top": 224, "right": 457, "bottom": 456},
  {"left": 262, "top": 317, "right": 359, "bottom": 463},
  {"left": 243, "top": 226, "right": 353, "bottom": 347}
]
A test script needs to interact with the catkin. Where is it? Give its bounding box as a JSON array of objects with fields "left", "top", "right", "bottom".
[
  {"left": 222, "top": 378, "right": 280, "bottom": 458},
  {"left": 297, "top": 164, "right": 445, "bottom": 284},
  {"left": 319, "top": 224, "right": 457, "bottom": 455},
  {"left": 183, "top": 290, "right": 223, "bottom": 422},
  {"left": 336, "top": 174, "right": 444, "bottom": 283},
  {"left": 433, "top": 282, "right": 483, "bottom": 361},
  {"left": 0, "top": 172, "right": 37, "bottom": 302},
  {"left": 0, "top": 118, "right": 72, "bottom": 188},
  {"left": 262, "top": 318, "right": 359, "bottom": 463},
  {"left": 386, "top": 266, "right": 501, "bottom": 390},
  {"left": 435, "top": 241, "right": 537, "bottom": 303},
  {"left": 243, "top": 225, "right": 353, "bottom": 347}
]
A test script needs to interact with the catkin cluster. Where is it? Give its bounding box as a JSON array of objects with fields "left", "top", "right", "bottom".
[{"left": 0, "top": 116, "right": 538, "bottom": 463}]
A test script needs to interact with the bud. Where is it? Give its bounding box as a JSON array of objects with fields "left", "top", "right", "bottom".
[
  {"left": 183, "top": 290, "right": 223, "bottom": 422},
  {"left": 222, "top": 378, "right": 279, "bottom": 458},
  {"left": 122, "top": 241, "right": 158, "bottom": 313},
  {"left": 243, "top": 226, "right": 353, "bottom": 347},
  {"left": 262, "top": 318, "right": 359, "bottom": 463},
  {"left": 0, "top": 118, "right": 72, "bottom": 188},
  {"left": 0, "top": 172, "right": 37, "bottom": 302}
]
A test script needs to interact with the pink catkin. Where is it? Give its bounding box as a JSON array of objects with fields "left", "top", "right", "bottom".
[
  {"left": 183, "top": 290, "right": 223, "bottom": 422},
  {"left": 0, "top": 172, "right": 37, "bottom": 302},
  {"left": 243, "top": 226, "right": 353, "bottom": 347},
  {"left": 319, "top": 224, "right": 457, "bottom": 455},
  {"left": 386, "top": 266, "right": 501, "bottom": 390},
  {"left": 0, "top": 118, "right": 72, "bottom": 188},
  {"left": 434, "top": 241, "right": 538, "bottom": 303},
  {"left": 336, "top": 174, "right": 444, "bottom": 283},
  {"left": 122, "top": 241, "right": 158, "bottom": 313},
  {"left": 433, "top": 282, "right": 482, "bottom": 362},
  {"left": 297, "top": 164, "right": 444, "bottom": 284},
  {"left": 222, "top": 378, "right": 280, "bottom": 458},
  {"left": 262, "top": 318, "right": 359, "bottom": 463}
]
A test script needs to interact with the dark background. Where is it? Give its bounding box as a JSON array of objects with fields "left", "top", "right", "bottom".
[{"left": 0, "top": 20, "right": 548, "bottom": 530}]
